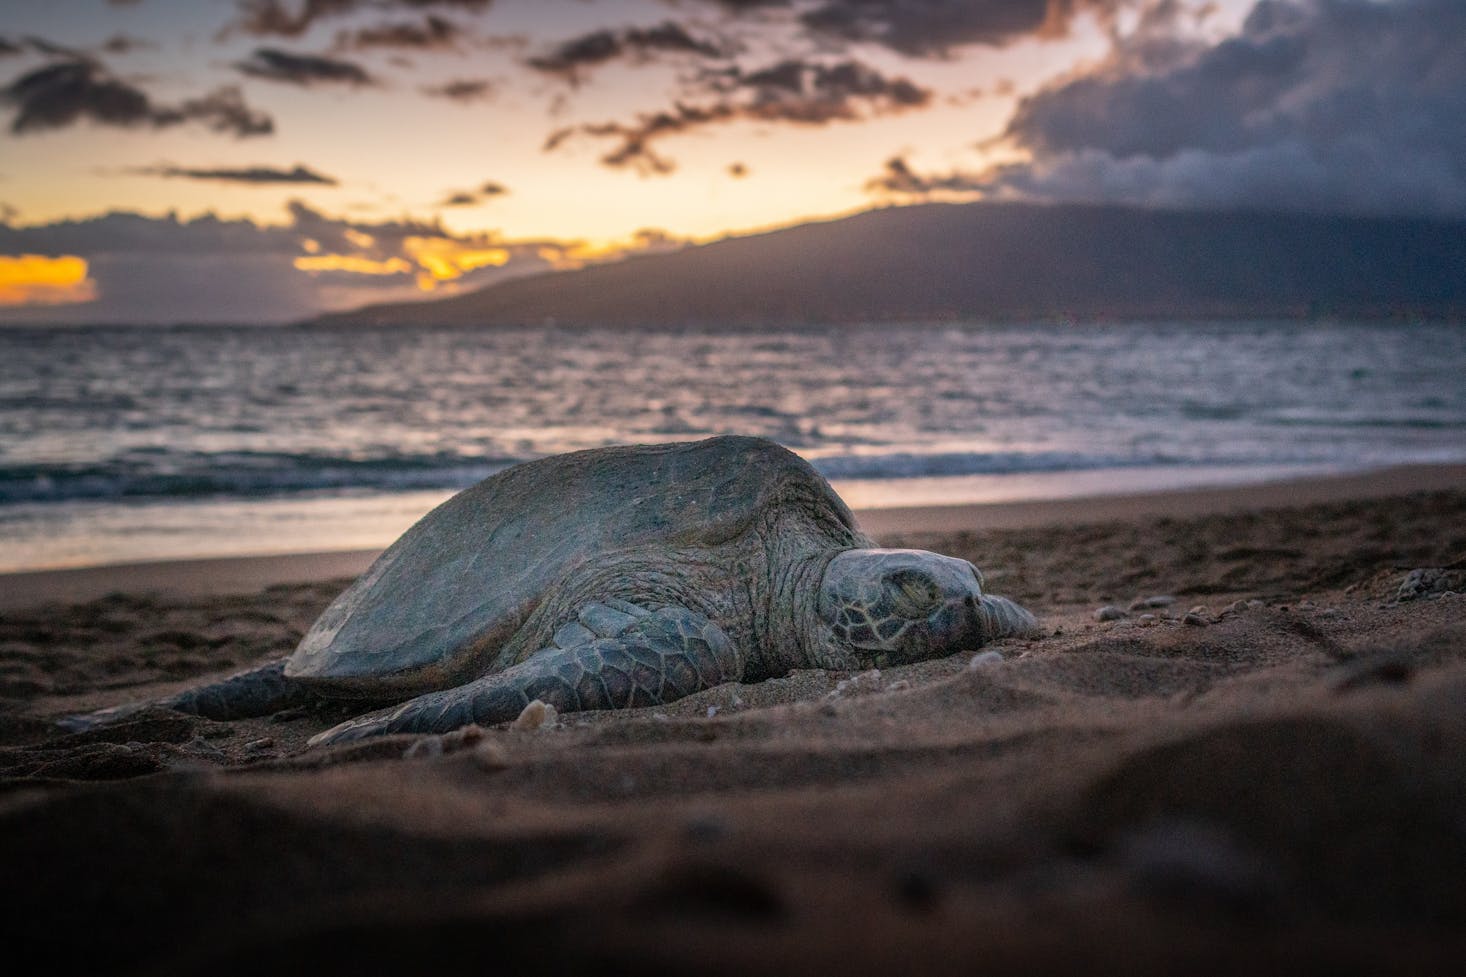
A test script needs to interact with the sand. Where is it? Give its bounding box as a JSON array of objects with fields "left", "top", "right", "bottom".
[{"left": 2, "top": 468, "right": 1465, "bottom": 975}]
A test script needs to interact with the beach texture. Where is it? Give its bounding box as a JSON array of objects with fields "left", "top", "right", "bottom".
[{"left": 3, "top": 476, "right": 1465, "bottom": 974}]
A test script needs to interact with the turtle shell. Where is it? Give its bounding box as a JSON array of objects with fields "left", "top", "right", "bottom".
[{"left": 285, "top": 436, "right": 860, "bottom": 693}]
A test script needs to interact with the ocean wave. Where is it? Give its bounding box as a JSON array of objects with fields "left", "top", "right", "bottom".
[
  {"left": 0, "top": 447, "right": 1205, "bottom": 505},
  {"left": 809, "top": 450, "right": 1176, "bottom": 480},
  {"left": 0, "top": 451, "right": 521, "bottom": 505}
]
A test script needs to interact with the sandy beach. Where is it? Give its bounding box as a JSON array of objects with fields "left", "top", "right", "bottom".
[{"left": 3, "top": 466, "right": 1465, "bottom": 974}]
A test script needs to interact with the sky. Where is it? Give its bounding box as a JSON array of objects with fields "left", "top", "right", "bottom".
[{"left": 0, "top": 0, "right": 1461, "bottom": 323}]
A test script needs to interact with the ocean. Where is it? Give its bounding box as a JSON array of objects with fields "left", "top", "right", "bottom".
[{"left": 2, "top": 320, "right": 1464, "bottom": 572}]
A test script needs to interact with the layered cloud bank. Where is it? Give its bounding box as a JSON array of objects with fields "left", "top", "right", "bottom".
[
  {"left": 1002, "top": 0, "right": 1465, "bottom": 217},
  {"left": 865, "top": 0, "right": 1466, "bottom": 218},
  {"left": 0, "top": 204, "right": 684, "bottom": 324}
]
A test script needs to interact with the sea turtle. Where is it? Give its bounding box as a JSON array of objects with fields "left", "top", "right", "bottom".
[{"left": 64, "top": 436, "right": 1037, "bottom": 745}]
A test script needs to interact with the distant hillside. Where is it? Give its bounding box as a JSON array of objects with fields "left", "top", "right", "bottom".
[{"left": 310, "top": 202, "right": 1466, "bottom": 326}]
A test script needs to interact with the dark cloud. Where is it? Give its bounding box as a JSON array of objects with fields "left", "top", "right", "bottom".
[
  {"left": 398, "top": 0, "right": 495, "bottom": 9},
  {"left": 987, "top": 0, "right": 1466, "bottom": 217},
  {"left": 0, "top": 33, "right": 151, "bottom": 59},
  {"left": 236, "top": 47, "right": 374, "bottom": 86},
  {"left": 864, "top": 155, "right": 983, "bottom": 195},
  {"left": 3, "top": 59, "right": 273, "bottom": 137},
  {"left": 0, "top": 209, "right": 300, "bottom": 256},
  {"left": 728, "top": 161, "right": 749, "bottom": 178},
  {"left": 232, "top": 0, "right": 494, "bottom": 38},
  {"left": 171, "top": 87, "right": 276, "bottom": 136},
  {"left": 623, "top": 227, "right": 687, "bottom": 255},
  {"left": 528, "top": 21, "right": 730, "bottom": 82},
  {"left": 5, "top": 62, "right": 161, "bottom": 131},
  {"left": 232, "top": 1, "right": 369, "bottom": 39},
  {"left": 720, "top": 58, "right": 930, "bottom": 119},
  {"left": 99, "top": 34, "right": 155, "bottom": 55},
  {"left": 436, "top": 180, "right": 508, "bottom": 206},
  {"left": 699, "top": 0, "right": 787, "bottom": 9},
  {"left": 679, "top": 0, "right": 1123, "bottom": 57},
  {"left": 550, "top": 58, "right": 929, "bottom": 174},
  {"left": 546, "top": 104, "right": 735, "bottom": 175},
  {"left": 421, "top": 77, "right": 494, "bottom": 102},
  {"left": 17, "top": 36, "right": 88, "bottom": 60},
  {"left": 338, "top": 15, "right": 459, "bottom": 51},
  {"left": 287, "top": 199, "right": 422, "bottom": 250},
  {"left": 797, "top": 0, "right": 1062, "bottom": 55},
  {"left": 0, "top": 201, "right": 503, "bottom": 262},
  {"left": 133, "top": 163, "right": 338, "bottom": 185}
]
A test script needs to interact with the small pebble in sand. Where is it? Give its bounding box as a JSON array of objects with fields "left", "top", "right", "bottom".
[
  {"left": 1129, "top": 595, "right": 1176, "bottom": 611},
  {"left": 405, "top": 724, "right": 488, "bottom": 759},
  {"left": 511, "top": 699, "right": 558, "bottom": 731},
  {"left": 1224, "top": 600, "right": 1246, "bottom": 615},
  {"left": 442, "top": 724, "right": 486, "bottom": 749},
  {"left": 1397, "top": 567, "right": 1466, "bottom": 601},
  {"left": 1137, "top": 614, "right": 1157, "bottom": 627},
  {"left": 887, "top": 679, "right": 911, "bottom": 692},
  {"left": 1094, "top": 605, "right": 1127, "bottom": 622},
  {"left": 1246, "top": 599, "right": 1264, "bottom": 608},
  {"left": 184, "top": 736, "right": 227, "bottom": 761},
  {"left": 828, "top": 669, "right": 883, "bottom": 699},
  {"left": 1297, "top": 600, "right": 1316, "bottom": 610},
  {"left": 1183, "top": 612, "right": 1209, "bottom": 627},
  {"left": 1188, "top": 605, "right": 1209, "bottom": 616},
  {"left": 968, "top": 650, "right": 1004, "bottom": 669},
  {"left": 472, "top": 740, "right": 509, "bottom": 771},
  {"left": 706, "top": 705, "right": 720, "bottom": 719},
  {"left": 244, "top": 737, "right": 274, "bottom": 751}
]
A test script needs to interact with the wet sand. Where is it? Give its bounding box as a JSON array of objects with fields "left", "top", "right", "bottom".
[{"left": 2, "top": 468, "right": 1464, "bottom": 974}]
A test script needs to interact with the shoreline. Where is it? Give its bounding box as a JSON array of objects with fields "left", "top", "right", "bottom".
[{"left": 3, "top": 461, "right": 1461, "bottom": 612}]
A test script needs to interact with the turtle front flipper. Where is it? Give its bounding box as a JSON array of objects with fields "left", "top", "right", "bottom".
[
  {"left": 57, "top": 658, "right": 315, "bottom": 732},
  {"left": 309, "top": 605, "right": 743, "bottom": 746}
]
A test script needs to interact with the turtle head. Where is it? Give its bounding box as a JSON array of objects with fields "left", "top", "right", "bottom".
[{"left": 816, "top": 548, "right": 1036, "bottom": 668}]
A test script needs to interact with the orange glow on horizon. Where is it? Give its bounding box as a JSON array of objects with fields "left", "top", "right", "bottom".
[
  {"left": 0, "top": 254, "right": 96, "bottom": 306},
  {"left": 403, "top": 236, "right": 511, "bottom": 290},
  {"left": 293, "top": 254, "right": 413, "bottom": 275}
]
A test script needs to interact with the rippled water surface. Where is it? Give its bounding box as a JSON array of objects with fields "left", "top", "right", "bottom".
[{"left": 3, "top": 320, "right": 1464, "bottom": 570}]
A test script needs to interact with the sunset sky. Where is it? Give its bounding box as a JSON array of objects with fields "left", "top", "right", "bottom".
[{"left": 1, "top": 0, "right": 1461, "bottom": 323}]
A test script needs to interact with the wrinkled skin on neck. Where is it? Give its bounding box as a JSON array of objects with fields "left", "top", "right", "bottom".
[{"left": 811, "top": 548, "right": 1037, "bottom": 670}]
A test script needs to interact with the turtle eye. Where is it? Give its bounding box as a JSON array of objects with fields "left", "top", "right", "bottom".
[{"left": 887, "top": 569, "right": 940, "bottom": 619}]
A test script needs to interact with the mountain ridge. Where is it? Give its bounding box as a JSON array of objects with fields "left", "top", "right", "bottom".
[{"left": 307, "top": 201, "right": 1466, "bottom": 326}]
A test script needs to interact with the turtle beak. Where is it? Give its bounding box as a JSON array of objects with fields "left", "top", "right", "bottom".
[{"left": 977, "top": 595, "right": 1039, "bottom": 641}]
